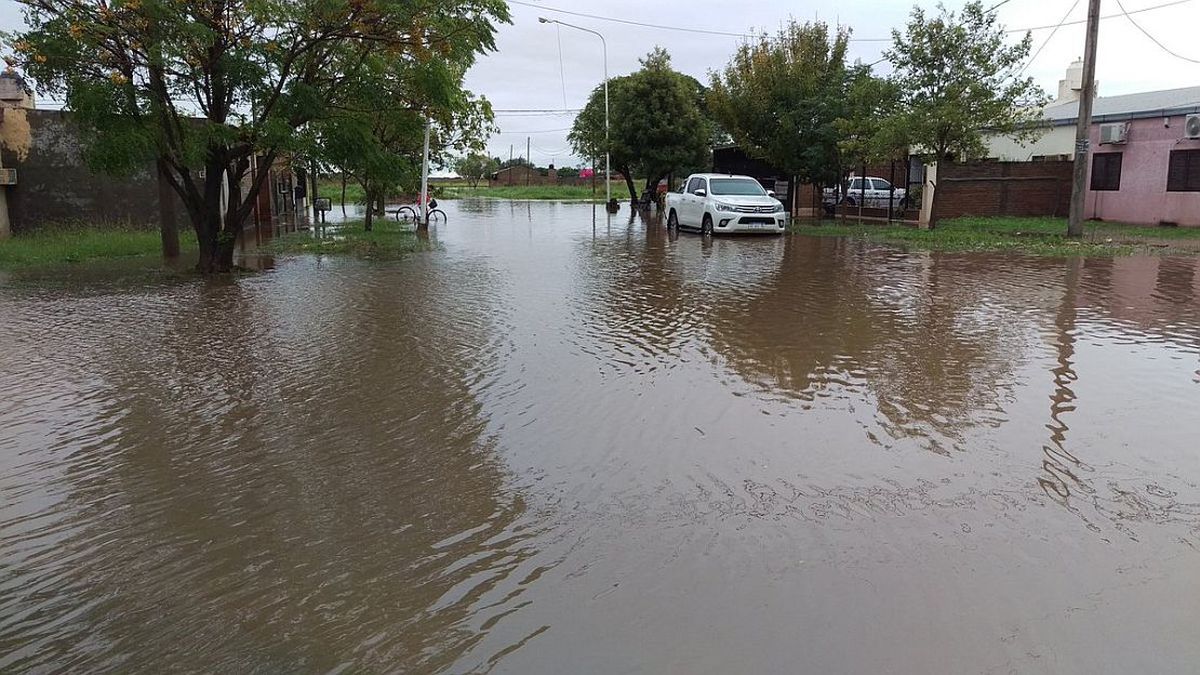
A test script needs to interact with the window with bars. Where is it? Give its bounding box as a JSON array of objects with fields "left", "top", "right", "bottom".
[
  {"left": 1090, "top": 153, "right": 1123, "bottom": 191},
  {"left": 1167, "top": 149, "right": 1200, "bottom": 192}
]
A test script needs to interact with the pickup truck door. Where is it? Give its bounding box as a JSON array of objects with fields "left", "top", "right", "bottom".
[{"left": 685, "top": 176, "right": 707, "bottom": 227}]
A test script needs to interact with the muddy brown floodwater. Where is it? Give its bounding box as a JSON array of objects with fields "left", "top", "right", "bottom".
[{"left": 2, "top": 200, "right": 1199, "bottom": 673}]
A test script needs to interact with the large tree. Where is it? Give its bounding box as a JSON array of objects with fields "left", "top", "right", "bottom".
[
  {"left": 318, "top": 55, "right": 494, "bottom": 232},
  {"left": 708, "top": 21, "right": 852, "bottom": 190},
  {"left": 13, "top": 0, "right": 507, "bottom": 272},
  {"left": 454, "top": 152, "right": 499, "bottom": 189},
  {"left": 570, "top": 47, "right": 712, "bottom": 203},
  {"left": 885, "top": 1, "right": 1046, "bottom": 161}
]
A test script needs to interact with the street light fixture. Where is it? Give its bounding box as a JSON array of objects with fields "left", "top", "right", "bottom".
[{"left": 538, "top": 17, "right": 609, "bottom": 209}]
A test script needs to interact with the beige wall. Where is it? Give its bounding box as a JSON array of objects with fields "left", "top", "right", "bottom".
[{"left": 983, "top": 126, "right": 1075, "bottom": 161}]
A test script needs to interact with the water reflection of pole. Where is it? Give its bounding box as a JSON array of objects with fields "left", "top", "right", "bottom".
[{"left": 1039, "top": 257, "right": 1092, "bottom": 503}]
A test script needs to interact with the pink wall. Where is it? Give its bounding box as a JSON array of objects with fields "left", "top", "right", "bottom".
[{"left": 1085, "top": 115, "right": 1200, "bottom": 226}]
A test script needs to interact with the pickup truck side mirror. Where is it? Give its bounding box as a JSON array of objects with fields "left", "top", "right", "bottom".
[
  {"left": 694, "top": 188, "right": 706, "bottom": 197},
  {"left": 767, "top": 190, "right": 776, "bottom": 198}
]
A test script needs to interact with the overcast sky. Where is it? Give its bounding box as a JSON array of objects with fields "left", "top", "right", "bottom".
[{"left": 3, "top": 0, "right": 1198, "bottom": 167}]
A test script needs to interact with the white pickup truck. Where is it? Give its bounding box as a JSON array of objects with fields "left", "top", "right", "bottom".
[
  {"left": 665, "top": 173, "right": 787, "bottom": 235},
  {"left": 822, "top": 176, "right": 907, "bottom": 210}
]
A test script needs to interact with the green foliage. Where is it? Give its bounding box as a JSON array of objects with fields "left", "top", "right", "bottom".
[
  {"left": 264, "top": 220, "right": 433, "bottom": 260},
  {"left": 836, "top": 67, "right": 905, "bottom": 170},
  {"left": 708, "top": 21, "right": 851, "bottom": 187},
  {"left": 0, "top": 223, "right": 197, "bottom": 268},
  {"left": 570, "top": 47, "right": 713, "bottom": 200},
  {"left": 794, "top": 217, "right": 1200, "bottom": 256},
  {"left": 885, "top": 1, "right": 1047, "bottom": 160},
  {"left": 12, "top": 0, "right": 508, "bottom": 270},
  {"left": 315, "top": 50, "right": 497, "bottom": 224},
  {"left": 454, "top": 153, "right": 500, "bottom": 188},
  {"left": 317, "top": 180, "right": 367, "bottom": 204}
]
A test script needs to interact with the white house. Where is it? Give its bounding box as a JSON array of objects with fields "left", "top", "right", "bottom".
[{"left": 984, "top": 60, "right": 1200, "bottom": 162}]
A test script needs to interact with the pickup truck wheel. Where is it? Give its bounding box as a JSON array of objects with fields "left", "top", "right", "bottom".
[
  {"left": 701, "top": 214, "right": 714, "bottom": 236},
  {"left": 844, "top": 197, "right": 857, "bottom": 207},
  {"left": 668, "top": 209, "right": 678, "bottom": 229}
]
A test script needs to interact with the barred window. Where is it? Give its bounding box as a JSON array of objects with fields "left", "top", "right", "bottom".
[
  {"left": 1090, "top": 153, "right": 1123, "bottom": 191},
  {"left": 1167, "top": 150, "right": 1200, "bottom": 192}
]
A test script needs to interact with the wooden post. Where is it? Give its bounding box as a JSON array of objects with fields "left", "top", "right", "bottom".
[{"left": 1068, "top": 0, "right": 1101, "bottom": 237}]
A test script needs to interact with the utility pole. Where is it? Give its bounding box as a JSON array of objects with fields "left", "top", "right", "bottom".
[
  {"left": 527, "top": 136, "right": 531, "bottom": 186},
  {"left": 419, "top": 119, "right": 431, "bottom": 226},
  {"left": 538, "top": 18, "right": 609, "bottom": 209},
  {"left": 509, "top": 144, "right": 514, "bottom": 186},
  {"left": 1067, "top": 0, "right": 1101, "bottom": 238}
]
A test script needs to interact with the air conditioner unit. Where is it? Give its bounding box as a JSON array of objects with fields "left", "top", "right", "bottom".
[
  {"left": 0, "top": 168, "right": 15, "bottom": 185},
  {"left": 1099, "top": 122, "right": 1129, "bottom": 145},
  {"left": 1185, "top": 114, "right": 1200, "bottom": 140}
]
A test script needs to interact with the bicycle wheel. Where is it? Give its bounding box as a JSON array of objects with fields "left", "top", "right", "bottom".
[
  {"left": 428, "top": 209, "right": 447, "bottom": 224},
  {"left": 395, "top": 206, "right": 417, "bottom": 223}
]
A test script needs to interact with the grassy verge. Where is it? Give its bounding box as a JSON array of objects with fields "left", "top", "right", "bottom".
[
  {"left": 262, "top": 220, "right": 433, "bottom": 260},
  {"left": 0, "top": 224, "right": 196, "bottom": 269},
  {"left": 442, "top": 183, "right": 623, "bottom": 201},
  {"left": 791, "top": 216, "right": 1200, "bottom": 256},
  {"left": 317, "top": 180, "right": 368, "bottom": 204}
]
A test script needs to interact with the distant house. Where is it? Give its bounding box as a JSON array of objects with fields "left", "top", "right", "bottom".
[{"left": 489, "top": 164, "right": 558, "bottom": 187}]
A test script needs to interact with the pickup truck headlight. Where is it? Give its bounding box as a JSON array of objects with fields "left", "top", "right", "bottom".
[
  {"left": 715, "top": 203, "right": 736, "bottom": 212},
  {"left": 774, "top": 203, "right": 786, "bottom": 212}
]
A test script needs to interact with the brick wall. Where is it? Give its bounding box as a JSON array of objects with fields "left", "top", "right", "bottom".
[
  {"left": 931, "top": 160, "right": 1073, "bottom": 224},
  {"left": 0, "top": 109, "right": 182, "bottom": 233}
]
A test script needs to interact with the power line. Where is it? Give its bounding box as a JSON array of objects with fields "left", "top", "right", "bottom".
[
  {"left": 510, "top": 0, "right": 1193, "bottom": 44},
  {"left": 508, "top": 0, "right": 759, "bottom": 39},
  {"left": 1012, "top": 0, "right": 1193, "bottom": 33},
  {"left": 492, "top": 108, "right": 581, "bottom": 113},
  {"left": 1018, "top": 0, "right": 1084, "bottom": 76},
  {"left": 495, "top": 127, "right": 574, "bottom": 134},
  {"left": 556, "top": 24, "right": 569, "bottom": 108},
  {"left": 986, "top": 0, "right": 1017, "bottom": 12},
  {"left": 1113, "top": 0, "right": 1200, "bottom": 63}
]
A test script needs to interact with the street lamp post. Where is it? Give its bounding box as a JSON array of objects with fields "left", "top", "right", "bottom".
[{"left": 538, "top": 17, "right": 609, "bottom": 209}]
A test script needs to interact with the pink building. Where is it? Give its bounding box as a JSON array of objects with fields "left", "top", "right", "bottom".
[{"left": 1084, "top": 107, "right": 1200, "bottom": 227}]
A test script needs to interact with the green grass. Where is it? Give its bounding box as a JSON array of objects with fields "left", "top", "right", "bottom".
[
  {"left": 262, "top": 219, "right": 433, "bottom": 259},
  {"left": 317, "top": 180, "right": 368, "bottom": 204},
  {"left": 791, "top": 216, "right": 1200, "bottom": 256},
  {"left": 442, "top": 182, "right": 622, "bottom": 202},
  {"left": 0, "top": 224, "right": 196, "bottom": 269}
]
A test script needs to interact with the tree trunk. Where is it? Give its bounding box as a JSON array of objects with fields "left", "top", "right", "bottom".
[
  {"left": 622, "top": 172, "right": 637, "bottom": 204},
  {"left": 364, "top": 189, "right": 375, "bottom": 232},
  {"left": 191, "top": 164, "right": 226, "bottom": 273},
  {"left": 156, "top": 159, "right": 181, "bottom": 258},
  {"left": 340, "top": 172, "right": 347, "bottom": 218}
]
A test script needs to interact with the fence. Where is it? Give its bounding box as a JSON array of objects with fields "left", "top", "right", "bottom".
[{"left": 929, "top": 160, "right": 1073, "bottom": 225}]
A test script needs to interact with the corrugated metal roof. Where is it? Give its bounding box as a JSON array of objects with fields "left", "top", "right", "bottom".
[{"left": 1042, "top": 86, "right": 1200, "bottom": 124}]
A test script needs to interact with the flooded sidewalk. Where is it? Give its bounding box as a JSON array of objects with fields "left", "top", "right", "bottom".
[{"left": 1, "top": 200, "right": 1198, "bottom": 673}]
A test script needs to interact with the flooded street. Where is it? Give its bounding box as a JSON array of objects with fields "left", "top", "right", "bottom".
[{"left": 2, "top": 200, "right": 1199, "bottom": 673}]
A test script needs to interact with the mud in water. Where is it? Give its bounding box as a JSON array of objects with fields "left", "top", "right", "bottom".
[{"left": 2, "top": 201, "right": 1199, "bottom": 673}]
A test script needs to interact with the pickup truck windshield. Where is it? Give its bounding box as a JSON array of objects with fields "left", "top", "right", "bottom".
[{"left": 709, "top": 179, "right": 766, "bottom": 196}]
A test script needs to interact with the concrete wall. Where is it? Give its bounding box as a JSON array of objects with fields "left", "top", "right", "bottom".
[
  {"left": 0, "top": 109, "right": 178, "bottom": 233},
  {"left": 930, "top": 160, "right": 1074, "bottom": 224},
  {"left": 985, "top": 125, "right": 1075, "bottom": 161},
  {"left": 1084, "top": 115, "right": 1200, "bottom": 226}
]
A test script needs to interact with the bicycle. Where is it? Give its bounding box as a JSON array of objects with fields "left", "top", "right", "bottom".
[{"left": 394, "top": 200, "right": 447, "bottom": 225}]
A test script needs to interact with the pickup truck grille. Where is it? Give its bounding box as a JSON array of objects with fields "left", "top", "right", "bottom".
[{"left": 734, "top": 205, "right": 777, "bottom": 214}]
